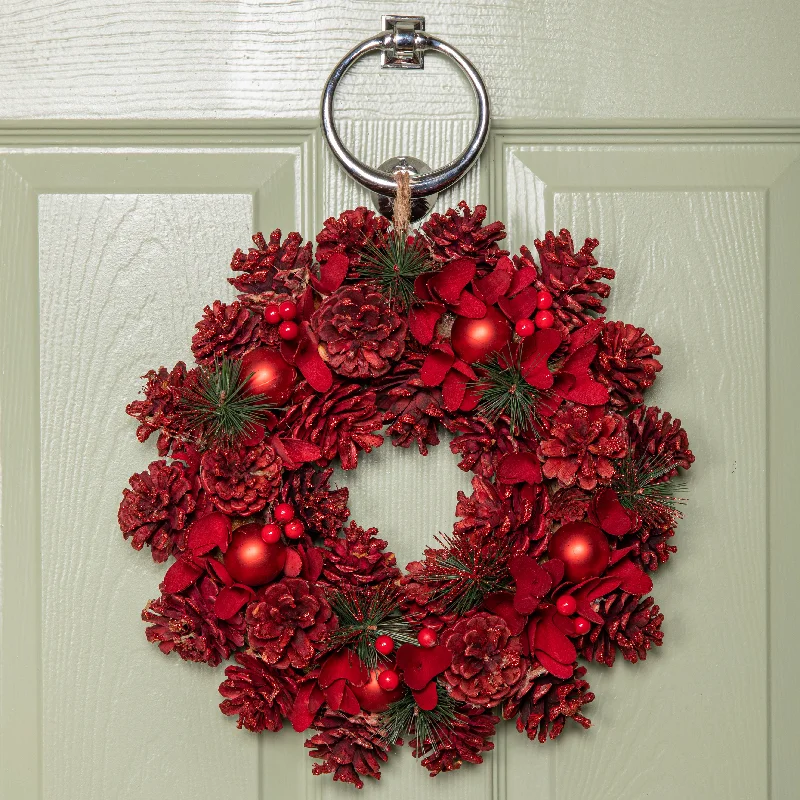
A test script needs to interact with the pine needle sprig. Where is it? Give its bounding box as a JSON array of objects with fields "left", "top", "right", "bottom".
[
  {"left": 613, "top": 452, "right": 688, "bottom": 529},
  {"left": 325, "top": 584, "right": 416, "bottom": 669},
  {"left": 358, "top": 233, "right": 434, "bottom": 310},
  {"left": 179, "top": 357, "right": 273, "bottom": 446},
  {"left": 380, "top": 683, "right": 461, "bottom": 756}
]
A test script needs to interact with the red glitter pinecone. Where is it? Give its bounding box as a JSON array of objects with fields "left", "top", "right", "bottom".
[
  {"left": 191, "top": 299, "right": 261, "bottom": 365},
  {"left": 118, "top": 459, "right": 196, "bottom": 562},
  {"left": 627, "top": 405, "right": 694, "bottom": 478},
  {"left": 125, "top": 362, "right": 192, "bottom": 456},
  {"left": 502, "top": 665, "right": 594, "bottom": 742},
  {"left": 200, "top": 441, "right": 282, "bottom": 516},
  {"left": 595, "top": 321, "right": 662, "bottom": 408},
  {"left": 305, "top": 710, "right": 391, "bottom": 790},
  {"left": 577, "top": 593, "right": 664, "bottom": 666},
  {"left": 246, "top": 578, "right": 336, "bottom": 669},
  {"left": 229, "top": 230, "right": 312, "bottom": 305},
  {"left": 312, "top": 286, "right": 407, "bottom": 379},
  {"left": 218, "top": 651, "right": 299, "bottom": 733},
  {"left": 539, "top": 406, "right": 628, "bottom": 490},
  {"left": 322, "top": 521, "right": 401, "bottom": 588},
  {"left": 314, "top": 206, "right": 389, "bottom": 273},
  {"left": 278, "top": 466, "right": 350, "bottom": 539},
  {"left": 422, "top": 201, "right": 509, "bottom": 271},
  {"left": 143, "top": 577, "right": 245, "bottom": 667},
  {"left": 441, "top": 612, "right": 529, "bottom": 707}
]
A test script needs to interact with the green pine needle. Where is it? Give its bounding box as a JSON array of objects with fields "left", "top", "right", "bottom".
[
  {"left": 358, "top": 233, "right": 434, "bottom": 310},
  {"left": 179, "top": 357, "right": 273, "bottom": 446},
  {"left": 613, "top": 452, "right": 688, "bottom": 528},
  {"left": 379, "top": 684, "right": 460, "bottom": 756}
]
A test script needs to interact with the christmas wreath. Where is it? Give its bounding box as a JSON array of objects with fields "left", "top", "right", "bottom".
[{"left": 119, "top": 202, "right": 693, "bottom": 789}]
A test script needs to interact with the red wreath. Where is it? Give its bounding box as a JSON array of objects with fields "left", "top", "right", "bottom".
[{"left": 120, "top": 202, "right": 693, "bottom": 790}]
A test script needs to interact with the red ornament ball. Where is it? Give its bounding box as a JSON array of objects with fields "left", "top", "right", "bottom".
[
  {"left": 375, "top": 635, "right": 395, "bottom": 655},
  {"left": 260, "top": 523, "right": 282, "bottom": 544},
  {"left": 450, "top": 307, "right": 512, "bottom": 364},
  {"left": 278, "top": 300, "right": 297, "bottom": 320},
  {"left": 536, "top": 290, "right": 553, "bottom": 310},
  {"left": 377, "top": 669, "right": 400, "bottom": 691},
  {"left": 264, "top": 304, "right": 282, "bottom": 325},
  {"left": 352, "top": 668, "right": 404, "bottom": 713},
  {"left": 223, "top": 523, "right": 287, "bottom": 586},
  {"left": 417, "top": 627, "right": 437, "bottom": 648},
  {"left": 278, "top": 321, "right": 299, "bottom": 341},
  {"left": 283, "top": 520, "right": 305, "bottom": 540},
  {"left": 273, "top": 503, "right": 295, "bottom": 522},
  {"left": 548, "top": 522, "right": 610, "bottom": 583},
  {"left": 556, "top": 595, "right": 577, "bottom": 616},
  {"left": 574, "top": 617, "right": 591, "bottom": 635},
  {"left": 534, "top": 310, "right": 554, "bottom": 329},
  {"left": 515, "top": 318, "right": 535, "bottom": 338},
  {"left": 239, "top": 347, "right": 296, "bottom": 405}
]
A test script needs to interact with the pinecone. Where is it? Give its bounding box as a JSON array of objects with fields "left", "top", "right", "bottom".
[
  {"left": 125, "top": 362, "right": 191, "bottom": 456},
  {"left": 322, "top": 521, "right": 401, "bottom": 588},
  {"left": 449, "top": 414, "right": 518, "bottom": 479},
  {"left": 143, "top": 577, "right": 245, "bottom": 667},
  {"left": 218, "top": 651, "right": 299, "bottom": 732},
  {"left": 441, "top": 613, "right": 529, "bottom": 707},
  {"left": 278, "top": 466, "right": 350, "bottom": 539},
  {"left": 118, "top": 460, "right": 196, "bottom": 562},
  {"left": 414, "top": 705, "right": 498, "bottom": 776},
  {"left": 315, "top": 206, "right": 389, "bottom": 273},
  {"left": 547, "top": 486, "right": 592, "bottom": 526},
  {"left": 453, "top": 476, "right": 513, "bottom": 543},
  {"left": 191, "top": 299, "right": 261, "bottom": 365},
  {"left": 422, "top": 201, "right": 509, "bottom": 271},
  {"left": 502, "top": 666, "right": 594, "bottom": 742},
  {"left": 305, "top": 710, "right": 391, "bottom": 790},
  {"left": 539, "top": 406, "right": 628, "bottom": 490},
  {"left": 596, "top": 321, "right": 662, "bottom": 408},
  {"left": 246, "top": 578, "right": 336, "bottom": 668},
  {"left": 280, "top": 381, "right": 383, "bottom": 470},
  {"left": 577, "top": 592, "right": 664, "bottom": 666},
  {"left": 626, "top": 526, "right": 678, "bottom": 572},
  {"left": 311, "top": 286, "right": 407, "bottom": 379},
  {"left": 229, "top": 230, "right": 312, "bottom": 307},
  {"left": 627, "top": 405, "right": 694, "bottom": 478},
  {"left": 200, "top": 441, "right": 282, "bottom": 516},
  {"left": 399, "top": 561, "right": 457, "bottom": 631}
]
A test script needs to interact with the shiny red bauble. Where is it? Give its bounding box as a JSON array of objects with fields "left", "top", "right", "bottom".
[
  {"left": 260, "top": 523, "right": 282, "bottom": 544},
  {"left": 450, "top": 307, "right": 512, "bottom": 364},
  {"left": 278, "top": 300, "right": 297, "bottom": 320},
  {"left": 264, "top": 304, "right": 282, "bottom": 325},
  {"left": 223, "top": 523, "right": 287, "bottom": 586},
  {"left": 534, "top": 310, "right": 554, "bottom": 329},
  {"left": 278, "top": 321, "right": 299, "bottom": 341},
  {"left": 375, "top": 635, "right": 395, "bottom": 655},
  {"left": 536, "top": 290, "right": 553, "bottom": 310},
  {"left": 548, "top": 522, "right": 610, "bottom": 583},
  {"left": 352, "top": 668, "right": 404, "bottom": 713},
  {"left": 273, "top": 503, "right": 295, "bottom": 522},
  {"left": 574, "top": 617, "right": 591, "bottom": 635},
  {"left": 283, "top": 520, "right": 305, "bottom": 540},
  {"left": 239, "top": 347, "right": 296, "bottom": 405},
  {"left": 556, "top": 595, "right": 577, "bottom": 616},
  {"left": 377, "top": 669, "right": 400, "bottom": 691},
  {"left": 515, "top": 318, "right": 535, "bottom": 338},
  {"left": 417, "top": 627, "right": 437, "bottom": 648}
]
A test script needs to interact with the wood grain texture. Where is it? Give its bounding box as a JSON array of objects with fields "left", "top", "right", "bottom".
[{"left": 1, "top": 1, "right": 800, "bottom": 121}]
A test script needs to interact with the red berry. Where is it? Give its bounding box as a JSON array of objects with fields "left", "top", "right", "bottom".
[
  {"left": 278, "top": 301, "right": 297, "bottom": 320},
  {"left": 283, "top": 520, "right": 304, "bottom": 540},
  {"left": 264, "top": 304, "right": 282, "bottom": 325},
  {"left": 556, "top": 595, "right": 577, "bottom": 616},
  {"left": 274, "top": 503, "right": 295, "bottom": 522},
  {"left": 278, "top": 320, "right": 299, "bottom": 340},
  {"left": 260, "top": 523, "right": 282, "bottom": 544},
  {"left": 574, "top": 617, "right": 591, "bottom": 635},
  {"left": 417, "top": 628, "right": 437, "bottom": 648},
  {"left": 534, "top": 310, "right": 554, "bottom": 329},
  {"left": 536, "top": 290, "right": 553, "bottom": 310},
  {"left": 377, "top": 669, "right": 400, "bottom": 691},
  {"left": 375, "top": 635, "right": 395, "bottom": 655},
  {"left": 515, "top": 318, "right": 535, "bottom": 338}
]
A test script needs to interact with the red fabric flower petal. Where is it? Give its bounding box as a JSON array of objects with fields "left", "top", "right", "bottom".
[
  {"left": 409, "top": 302, "right": 445, "bottom": 345},
  {"left": 413, "top": 681, "right": 440, "bottom": 711},
  {"left": 496, "top": 453, "right": 542, "bottom": 485},
  {"left": 187, "top": 511, "right": 232, "bottom": 556},
  {"left": 319, "top": 650, "right": 368, "bottom": 689},
  {"left": 291, "top": 680, "right": 325, "bottom": 732},
  {"left": 594, "top": 488, "right": 634, "bottom": 536},
  {"left": 215, "top": 584, "right": 254, "bottom": 619},
  {"left": 555, "top": 344, "right": 609, "bottom": 406},
  {"left": 607, "top": 558, "right": 654, "bottom": 595},
  {"left": 473, "top": 255, "right": 514, "bottom": 305},
  {"left": 484, "top": 592, "right": 527, "bottom": 636},
  {"left": 396, "top": 644, "right": 452, "bottom": 691},
  {"left": 428, "top": 258, "right": 476, "bottom": 304},
  {"left": 420, "top": 346, "right": 455, "bottom": 387},
  {"left": 162, "top": 555, "right": 204, "bottom": 594},
  {"left": 510, "top": 555, "right": 553, "bottom": 615},
  {"left": 311, "top": 252, "right": 349, "bottom": 294}
]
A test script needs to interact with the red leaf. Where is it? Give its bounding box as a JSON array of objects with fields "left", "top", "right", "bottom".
[
  {"left": 607, "top": 558, "right": 654, "bottom": 595},
  {"left": 510, "top": 555, "right": 553, "bottom": 615},
  {"left": 473, "top": 255, "right": 514, "bottom": 305},
  {"left": 283, "top": 548, "right": 303, "bottom": 577},
  {"left": 420, "top": 347, "right": 454, "bottom": 387},
  {"left": 271, "top": 436, "right": 322, "bottom": 468},
  {"left": 451, "top": 290, "right": 487, "bottom": 319},
  {"left": 187, "top": 511, "right": 232, "bottom": 556},
  {"left": 555, "top": 344, "right": 609, "bottom": 406},
  {"left": 499, "top": 287, "right": 539, "bottom": 322},
  {"left": 396, "top": 644, "right": 452, "bottom": 691},
  {"left": 294, "top": 328, "right": 333, "bottom": 393},
  {"left": 409, "top": 302, "right": 445, "bottom": 345},
  {"left": 520, "top": 328, "right": 561, "bottom": 389},
  {"left": 319, "top": 650, "right": 368, "bottom": 689},
  {"left": 508, "top": 265, "right": 537, "bottom": 296},
  {"left": 291, "top": 681, "right": 325, "bottom": 732},
  {"left": 533, "top": 611, "right": 577, "bottom": 664},
  {"left": 205, "top": 557, "right": 234, "bottom": 586},
  {"left": 542, "top": 559, "right": 564, "bottom": 586},
  {"left": 496, "top": 453, "right": 542, "bottom": 485},
  {"left": 311, "top": 252, "right": 349, "bottom": 293},
  {"left": 214, "top": 585, "right": 253, "bottom": 619},
  {"left": 413, "top": 681, "right": 440, "bottom": 711},
  {"left": 428, "top": 258, "right": 476, "bottom": 304},
  {"left": 162, "top": 556, "right": 204, "bottom": 594},
  {"left": 536, "top": 651, "right": 575, "bottom": 679},
  {"left": 442, "top": 370, "right": 468, "bottom": 413},
  {"left": 595, "top": 488, "right": 633, "bottom": 536}
]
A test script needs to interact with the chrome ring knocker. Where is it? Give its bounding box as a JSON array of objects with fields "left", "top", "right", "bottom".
[{"left": 321, "top": 16, "right": 490, "bottom": 221}]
